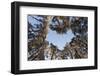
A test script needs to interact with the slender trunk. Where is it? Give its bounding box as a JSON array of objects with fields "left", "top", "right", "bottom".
[{"left": 38, "top": 16, "right": 52, "bottom": 60}]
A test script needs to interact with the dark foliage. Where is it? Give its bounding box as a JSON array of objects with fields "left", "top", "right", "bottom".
[{"left": 28, "top": 15, "right": 88, "bottom": 60}]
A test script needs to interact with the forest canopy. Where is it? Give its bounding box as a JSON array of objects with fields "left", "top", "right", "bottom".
[{"left": 28, "top": 15, "right": 88, "bottom": 61}]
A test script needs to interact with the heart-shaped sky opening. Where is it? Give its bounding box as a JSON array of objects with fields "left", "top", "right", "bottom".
[{"left": 46, "top": 28, "right": 75, "bottom": 50}]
